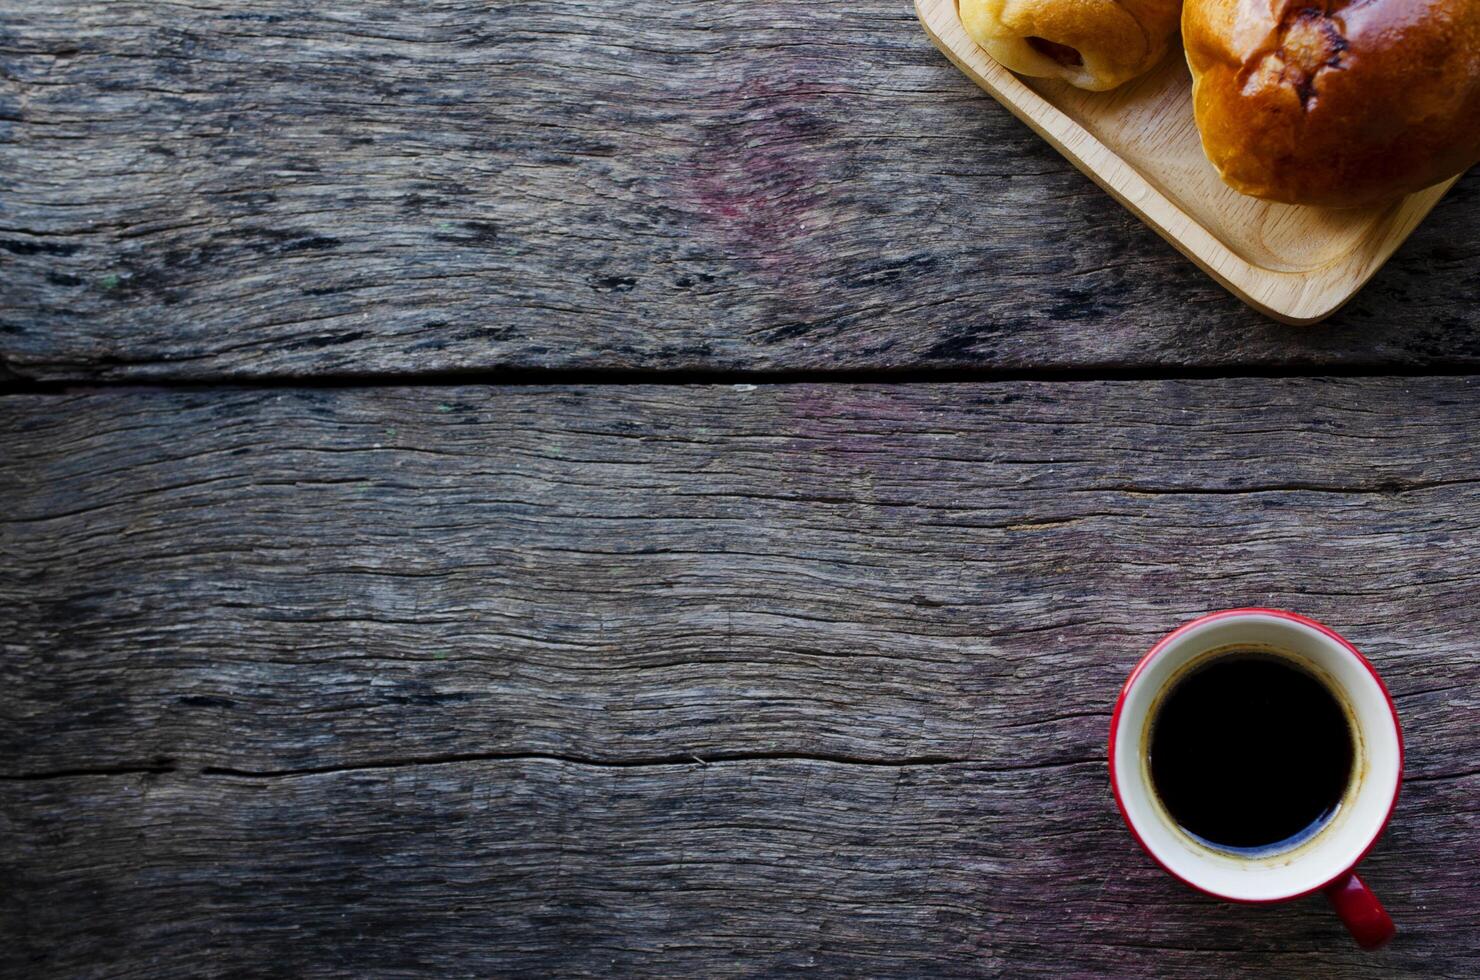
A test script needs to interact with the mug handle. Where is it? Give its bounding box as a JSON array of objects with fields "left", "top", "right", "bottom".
[{"left": 1324, "top": 872, "right": 1395, "bottom": 949}]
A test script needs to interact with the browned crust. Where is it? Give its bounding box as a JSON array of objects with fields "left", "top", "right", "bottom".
[{"left": 1185, "top": 0, "right": 1480, "bottom": 207}]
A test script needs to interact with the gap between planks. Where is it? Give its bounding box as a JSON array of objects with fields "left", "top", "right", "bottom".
[
  {"left": 2, "top": 751, "right": 1109, "bottom": 783},
  {"left": 8, "top": 362, "right": 1480, "bottom": 396}
]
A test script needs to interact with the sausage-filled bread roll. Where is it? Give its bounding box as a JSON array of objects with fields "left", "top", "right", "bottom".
[{"left": 961, "top": 0, "right": 1184, "bottom": 91}]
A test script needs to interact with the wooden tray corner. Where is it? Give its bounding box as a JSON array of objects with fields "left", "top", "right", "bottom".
[{"left": 916, "top": 0, "right": 1455, "bottom": 324}]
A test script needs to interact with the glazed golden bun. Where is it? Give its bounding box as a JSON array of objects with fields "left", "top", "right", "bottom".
[
  {"left": 1185, "top": 0, "right": 1480, "bottom": 207},
  {"left": 961, "top": 0, "right": 1183, "bottom": 91}
]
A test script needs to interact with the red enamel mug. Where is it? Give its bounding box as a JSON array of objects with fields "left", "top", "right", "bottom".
[{"left": 1109, "top": 609, "right": 1403, "bottom": 948}]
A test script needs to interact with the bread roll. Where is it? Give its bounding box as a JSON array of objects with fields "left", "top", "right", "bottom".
[
  {"left": 1185, "top": 0, "right": 1480, "bottom": 207},
  {"left": 961, "top": 0, "right": 1184, "bottom": 91}
]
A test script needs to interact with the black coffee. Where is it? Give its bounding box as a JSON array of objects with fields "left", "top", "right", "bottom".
[{"left": 1149, "top": 651, "right": 1353, "bottom": 851}]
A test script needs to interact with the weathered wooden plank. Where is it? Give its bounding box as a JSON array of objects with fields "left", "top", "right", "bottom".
[
  {"left": 2, "top": 380, "right": 1480, "bottom": 973},
  {"left": 1, "top": 2, "right": 1477, "bottom": 381},
  {"left": 5, "top": 380, "right": 1480, "bottom": 773},
  {"left": 4, "top": 760, "right": 1475, "bottom": 977}
]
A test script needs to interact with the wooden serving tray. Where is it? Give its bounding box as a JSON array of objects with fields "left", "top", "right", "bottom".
[{"left": 916, "top": 0, "right": 1456, "bottom": 323}]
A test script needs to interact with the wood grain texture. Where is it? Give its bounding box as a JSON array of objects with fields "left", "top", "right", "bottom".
[
  {"left": 1, "top": 1, "right": 1478, "bottom": 381},
  {"left": 4, "top": 380, "right": 1480, "bottom": 975},
  {"left": 6, "top": 760, "right": 1476, "bottom": 977}
]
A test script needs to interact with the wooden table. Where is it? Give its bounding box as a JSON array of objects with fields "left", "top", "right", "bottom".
[{"left": 3, "top": 3, "right": 1478, "bottom": 976}]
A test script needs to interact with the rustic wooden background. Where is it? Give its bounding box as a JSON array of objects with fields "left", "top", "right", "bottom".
[{"left": 3, "top": 2, "right": 1478, "bottom": 977}]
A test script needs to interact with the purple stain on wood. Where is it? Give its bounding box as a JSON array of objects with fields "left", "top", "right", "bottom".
[
  {"left": 785, "top": 386, "right": 940, "bottom": 475},
  {"left": 684, "top": 78, "right": 836, "bottom": 268}
]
